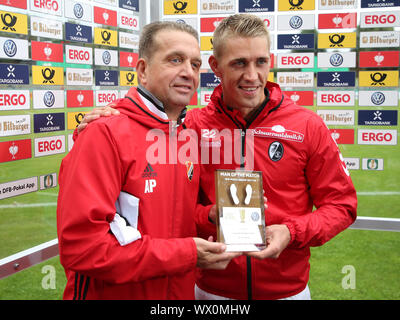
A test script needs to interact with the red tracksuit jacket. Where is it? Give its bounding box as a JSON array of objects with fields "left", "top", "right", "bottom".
[
  {"left": 57, "top": 87, "right": 199, "bottom": 299},
  {"left": 188, "top": 82, "right": 357, "bottom": 300}
]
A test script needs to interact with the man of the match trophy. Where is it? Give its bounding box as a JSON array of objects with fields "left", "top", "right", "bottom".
[{"left": 215, "top": 169, "right": 266, "bottom": 252}]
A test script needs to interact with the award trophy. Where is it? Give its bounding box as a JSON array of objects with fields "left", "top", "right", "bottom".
[{"left": 215, "top": 169, "right": 266, "bottom": 252}]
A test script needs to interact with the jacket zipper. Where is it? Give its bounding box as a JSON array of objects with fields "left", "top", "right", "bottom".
[
  {"left": 240, "top": 128, "right": 253, "bottom": 301},
  {"left": 217, "top": 101, "right": 253, "bottom": 299},
  {"left": 217, "top": 93, "right": 284, "bottom": 300}
]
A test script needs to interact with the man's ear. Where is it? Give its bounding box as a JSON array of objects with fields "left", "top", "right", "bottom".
[
  {"left": 136, "top": 58, "right": 147, "bottom": 86},
  {"left": 208, "top": 55, "right": 222, "bottom": 78}
]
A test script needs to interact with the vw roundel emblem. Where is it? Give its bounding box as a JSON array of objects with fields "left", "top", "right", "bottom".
[
  {"left": 73, "top": 3, "right": 84, "bottom": 19},
  {"left": 268, "top": 141, "right": 284, "bottom": 162},
  {"left": 330, "top": 53, "right": 343, "bottom": 67},
  {"left": 289, "top": 16, "right": 303, "bottom": 29},
  {"left": 102, "top": 50, "right": 111, "bottom": 65},
  {"left": 371, "top": 92, "right": 385, "bottom": 105},
  {"left": 3, "top": 39, "right": 17, "bottom": 57},
  {"left": 251, "top": 211, "right": 260, "bottom": 222},
  {"left": 43, "top": 91, "right": 55, "bottom": 108}
]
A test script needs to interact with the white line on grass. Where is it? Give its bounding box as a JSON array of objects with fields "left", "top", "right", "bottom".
[
  {"left": 357, "top": 191, "right": 400, "bottom": 196},
  {"left": 0, "top": 202, "right": 57, "bottom": 209},
  {"left": 36, "top": 191, "right": 59, "bottom": 197}
]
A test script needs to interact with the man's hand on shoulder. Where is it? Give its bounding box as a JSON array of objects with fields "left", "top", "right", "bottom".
[{"left": 77, "top": 105, "right": 120, "bottom": 134}]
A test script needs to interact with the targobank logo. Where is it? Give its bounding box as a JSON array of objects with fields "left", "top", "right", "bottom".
[
  {"left": 277, "top": 34, "right": 314, "bottom": 50},
  {"left": 0, "top": 63, "right": 29, "bottom": 84},
  {"left": 317, "top": 71, "right": 355, "bottom": 87}
]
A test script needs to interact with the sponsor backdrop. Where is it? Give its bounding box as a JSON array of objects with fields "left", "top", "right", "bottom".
[
  {"left": 0, "top": 0, "right": 142, "bottom": 193},
  {"left": 0, "top": 0, "right": 144, "bottom": 257},
  {"left": 162, "top": 0, "right": 399, "bottom": 172},
  {"left": 0, "top": 0, "right": 399, "bottom": 257}
]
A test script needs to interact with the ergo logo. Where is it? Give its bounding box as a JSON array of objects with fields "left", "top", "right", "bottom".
[
  {"left": 98, "top": 93, "right": 116, "bottom": 103},
  {"left": 68, "top": 49, "right": 90, "bottom": 61},
  {"left": 38, "top": 139, "right": 62, "bottom": 152},
  {"left": 361, "top": 132, "right": 393, "bottom": 142},
  {"left": 35, "top": 135, "right": 65, "bottom": 157},
  {"left": 33, "top": 0, "right": 60, "bottom": 11},
  {"left": 364, "top": 14, "right": 397, "bottom": 25},
  {"left": 321, "top": 93, "right": 352, "bottom": 103},
  {"left": 280, "top": 56, "right": 310, "bottom": 65},
  {"left": 358, "top": 129, "right": 397, "bottom": 145},
  {"left": 0, "top": 93, "right": 26, "bottom": 106},
  {"left": 120, "top": 15, "right": 138, "bottom": 27}
]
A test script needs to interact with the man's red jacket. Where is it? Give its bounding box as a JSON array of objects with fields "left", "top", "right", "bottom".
[
  {"left": 188, "top": 82, "right": 357, "bottom": 300},
  {"left": 57, "top": 87, "right": 199, "bottom": 299}
]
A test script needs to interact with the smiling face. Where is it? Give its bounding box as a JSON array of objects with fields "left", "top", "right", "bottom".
[
  {"left": 137, "top": 29, "right": 201, "bottom": 117},
  {"left": 209, "top": 35, "right": 271, "bottom": 119}
]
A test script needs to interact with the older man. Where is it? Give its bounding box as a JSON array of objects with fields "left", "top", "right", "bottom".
[{"left": 57, "top": 21, "right": 239, "bottom": 300}]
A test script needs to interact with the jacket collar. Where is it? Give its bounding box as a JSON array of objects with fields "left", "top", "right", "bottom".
[
  {"left": 210, "top": 81, "right": 284, "bottom": 128},
  {"left": 136, "top": 85, "right": 168, "bottom": 120},
  {"left": 126, "top": 85, "right": 187, "bottom": 124}
]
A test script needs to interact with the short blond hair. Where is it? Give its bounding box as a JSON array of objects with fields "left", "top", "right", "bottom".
[{"left": 213, "top": 14, "right": 270, "bottom": 58}]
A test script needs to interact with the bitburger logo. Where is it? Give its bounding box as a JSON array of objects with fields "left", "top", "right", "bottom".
[
  {"left": 370, "top": 72, "right": 387, "bottom": 86},
  {"left": 329, "top": 34, "right": 345, "bottom": 47},
  {"left": 42, "top": 68, "right": 55, "bottom": 84},
  {"left": 1, "top": 13, "right": 17, "bottom": 31},
  {"left": 173, "top": 1, "right": 188, "bottom": 13},
  {"left": 289, "top": 0, "right": 304, "bottom": 10}
]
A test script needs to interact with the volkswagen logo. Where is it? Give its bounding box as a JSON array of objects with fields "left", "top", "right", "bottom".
[
  {"left": 3, "top": 39, "right": 17, "bottom": 57},
  {"left": 371, "top": 92, "right": 385, "bottom": 105},
  {"left": 102, "top": 51, "right": 111, "bottom": 65},
  {"left": 43, "top": 91, "right": 55, "bottom": 107},
  {"left": 330, "top": 53, "right": 343, "bottom": 67},
  {"left": 73, "top": 3, "right": 84, "bottom": 19},
  {"left": 289, "top": 16, "right": 303, "bottom": 29}
]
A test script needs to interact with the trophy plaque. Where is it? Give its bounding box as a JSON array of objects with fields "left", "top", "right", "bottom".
[{"left": 215, "top": 169, "right": 266, "bottom": 252}]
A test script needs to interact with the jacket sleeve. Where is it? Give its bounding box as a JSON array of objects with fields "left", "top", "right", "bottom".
[
  {"left": 283, "top": 116, "right": 357, "bottom": 249},
  {"left": 195, "top": 202, "right": 217, "bottom": 239},
  {"left": 57, "top": 120, "right": 197, "bottom": 284}
]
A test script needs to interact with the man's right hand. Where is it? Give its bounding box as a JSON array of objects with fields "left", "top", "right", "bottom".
[
  {"left": 193, "top": 237, "right": 241, "bottom": 270},
  {"left": 77, "top": 105, "right": 120, "bottom": 134}
]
